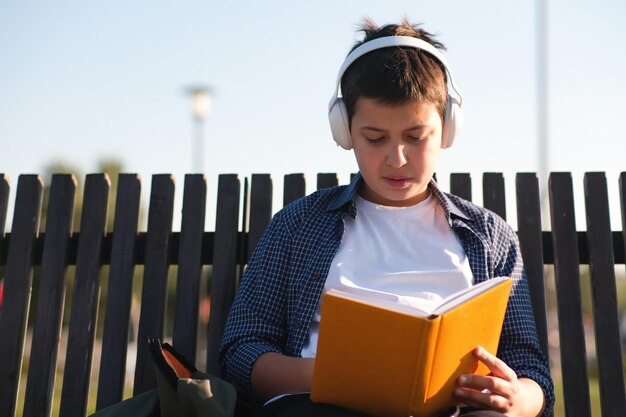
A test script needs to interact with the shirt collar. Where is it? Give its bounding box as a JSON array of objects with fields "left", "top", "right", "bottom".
[
  {"left": 327, "top": 173, "right": 472, "bottom": 224},
  {"left": 428, "top": 179, "right": 472, "bottom": 223},
  {"left": 326, "top": 173, "right": 360, "bottom": 217}
]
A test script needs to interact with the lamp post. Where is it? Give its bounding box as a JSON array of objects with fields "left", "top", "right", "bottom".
[
  {"left": 536, "top": 0, "right": 549, "bottom": 215},
  {"left": 186, "top": 86, "right": 212, "bottom": 173}
]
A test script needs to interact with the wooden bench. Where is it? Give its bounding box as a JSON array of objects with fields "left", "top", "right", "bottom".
[{"left": 0, "top": 171, "right": 625, "bottom": 417}]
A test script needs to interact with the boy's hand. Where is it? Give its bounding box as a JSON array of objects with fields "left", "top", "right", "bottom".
[{"left": 454, "top": 346, "right": 544, "bottom": 417}]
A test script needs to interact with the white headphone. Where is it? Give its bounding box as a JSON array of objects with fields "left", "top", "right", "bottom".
[{"left": 328, "top": 36, "right": 464, "bottom": 150}]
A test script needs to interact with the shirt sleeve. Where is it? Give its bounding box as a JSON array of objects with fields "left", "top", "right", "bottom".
[
  {"left": 493, "top": 219, "right": 555, "bottom": 417},
  {"left": 218, "top": 210, "right": 292, "bottom": 396}
]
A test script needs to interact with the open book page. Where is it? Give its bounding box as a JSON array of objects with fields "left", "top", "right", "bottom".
[
  {"left": 324, "top": 276, "right": 510, "bottom": 318},
  {"left": 430, "top": 276, "right": 510, "bottom": 315}
]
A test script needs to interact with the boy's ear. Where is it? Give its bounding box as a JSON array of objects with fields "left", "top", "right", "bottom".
[{"left": 329, "top": 98, "right": 353, "bottom": 150}]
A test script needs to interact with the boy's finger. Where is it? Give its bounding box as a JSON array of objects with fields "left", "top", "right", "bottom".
[
  {"left": 457, "top": 373, "right": 522, "bottom": 404},
  {"left": 454, "top": 387, "right": 507, "bottom": 412},
  {"left": 473, "top": 346, "right": 517, "bottom": 381}
]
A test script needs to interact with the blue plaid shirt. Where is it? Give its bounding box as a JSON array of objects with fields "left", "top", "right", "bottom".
[{"left": 219, "top": 174, "right": 554, "bottom": 416}]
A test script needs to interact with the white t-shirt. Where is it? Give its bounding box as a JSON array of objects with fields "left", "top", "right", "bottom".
[{"left": 301, "top": 192, "right": 474, "bottom": 358}]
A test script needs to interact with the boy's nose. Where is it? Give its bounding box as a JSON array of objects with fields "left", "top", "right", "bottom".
[{"left": 386, "top": 144, "right": 407, "bottom": 167}]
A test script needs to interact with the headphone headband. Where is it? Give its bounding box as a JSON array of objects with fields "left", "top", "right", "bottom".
[{"left": 329, "top": 36, "right": 463, "bottom": 111}]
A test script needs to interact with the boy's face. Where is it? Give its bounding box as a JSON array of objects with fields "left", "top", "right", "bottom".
[{"left": 351, "top": 98, "right": 442, "bottom": 207}]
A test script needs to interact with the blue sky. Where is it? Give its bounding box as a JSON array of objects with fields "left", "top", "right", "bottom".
[{"left": 1, "top": 0, "right": 625, "bottom": 230}]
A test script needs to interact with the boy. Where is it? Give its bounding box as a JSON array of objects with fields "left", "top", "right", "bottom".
[{"left": 219, "top": 18, "right": 554, "bottom": 417}]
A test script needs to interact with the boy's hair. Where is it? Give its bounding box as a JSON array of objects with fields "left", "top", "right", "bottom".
[{"left": 341, "top": 17, "right": 448, "bottom": 122}]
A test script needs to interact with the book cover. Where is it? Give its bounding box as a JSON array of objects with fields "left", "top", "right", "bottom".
[{"left": 310, "top": 277, "right": 512, "bottom": 417}]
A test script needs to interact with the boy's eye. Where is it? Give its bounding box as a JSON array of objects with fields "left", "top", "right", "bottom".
[{"left": 407, "top": 136, "right": 425, "bottom": 143}]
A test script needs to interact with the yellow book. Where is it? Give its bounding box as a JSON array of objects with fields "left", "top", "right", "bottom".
[{"left": 310, "top": 277, "right": 512, "bottom": 417}]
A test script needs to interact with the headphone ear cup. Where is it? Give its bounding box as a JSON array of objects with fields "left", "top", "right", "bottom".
[
  {"left": 329, "top": 98, "right": 353, "bottom": 150},
  {"left": 441, "top": 95, "right": 463, "bottom": 149}
]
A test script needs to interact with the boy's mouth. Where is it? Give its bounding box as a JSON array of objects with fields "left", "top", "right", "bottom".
[{"left": 382, "top": 176, "right": 411, "bottom": 187}]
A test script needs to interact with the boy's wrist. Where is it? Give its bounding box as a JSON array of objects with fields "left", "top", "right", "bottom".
[
  {"left": 516, "top": 378, "right": 545, "bottom": 417},
  {"left": 251, "top": 352, "right": 315, "bottom": 402}
]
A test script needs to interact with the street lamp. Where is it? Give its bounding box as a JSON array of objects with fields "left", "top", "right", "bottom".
[
  {"left": 186, "top": 85, "right": 212, "bottom": 173},
  {"left": 536, "top": 0, "right": 549, "bottom": 225}
]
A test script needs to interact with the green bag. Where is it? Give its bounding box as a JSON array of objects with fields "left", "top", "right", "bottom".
[
  {"left": 89, "top": 339, "right": 236, "bottom": 417},
  {"left": 88, "top": 390, "right": 159, "bottom": 417},
  {"left": 150, "top": 338, "right": 237, "bottom": 417}
]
